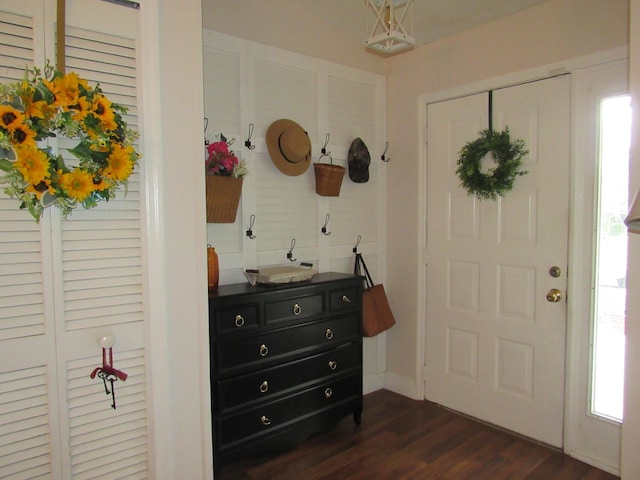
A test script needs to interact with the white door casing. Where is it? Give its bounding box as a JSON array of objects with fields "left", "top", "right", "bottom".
[
  {"left": 425, "top": 75, "right": 570, "bottom": 447},
  {"left": 565, "top": 59, "right": 628, "bottom": 475}
]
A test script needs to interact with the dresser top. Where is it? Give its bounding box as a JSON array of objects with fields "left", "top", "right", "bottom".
[{"left": 209, "top": 272, "right": 361, "bottom": 299}]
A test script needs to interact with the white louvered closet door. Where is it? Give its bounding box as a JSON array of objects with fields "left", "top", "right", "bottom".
[{"left": 0, "top": 1, "right": 150, "bottom": 479}]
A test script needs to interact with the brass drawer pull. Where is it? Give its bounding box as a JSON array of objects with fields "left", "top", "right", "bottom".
[
  {"left": 292, "top": 303, "right": 302, "bottom": 315},
  {"left": 260, "top": 380, "right": 269, "bottom": 393},
  {"left": 328, "top": 361, "right": 337, "bottom": 370},
  {"left": 235, "top": 315, "right": 245, "bottom": 327},
  {"left": 260, "top": 415, "right": 271, "bottom": 426},
  {"left": 342, "top": 295, "right": 351, "bottom": 303},
  {"left": 259, "top": 344, "right": 269, "bottom": 357},
  {"left": 324, "top": 388, "right": 333, "bottom": 399},
  {"left": 325, "top": 328, "right": 334, "bottom": 340}
]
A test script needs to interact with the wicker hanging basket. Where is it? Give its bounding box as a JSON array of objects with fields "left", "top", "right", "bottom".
[
  {"left": 206, "top": 175, "right": 243, "bottom": 223},
  {"left": 313, "top": 155, "right": 345, "bottom": 197}
]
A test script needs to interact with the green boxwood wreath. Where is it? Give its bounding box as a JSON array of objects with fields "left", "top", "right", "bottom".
[{"left": 456, "top": 128, "right": 528, "bottom": 200}]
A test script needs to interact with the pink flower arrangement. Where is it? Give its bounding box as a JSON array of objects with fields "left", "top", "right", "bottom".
[
  {"left": 205, "top": 133, "right": 248, "bottom": 178},
  {"left": 206, "top": 134, "right": 239, "bottom": 176}
]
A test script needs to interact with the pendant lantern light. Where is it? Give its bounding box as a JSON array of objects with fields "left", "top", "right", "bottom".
[{"left": 365, "top": 0, "right": 415, "bottom": 55}]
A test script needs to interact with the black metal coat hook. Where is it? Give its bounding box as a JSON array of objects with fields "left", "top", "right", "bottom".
[
  {"left": 321, "top": 133, "right": 331, "bottom": 155},
  {"left": 322, "top": 213, "right": 331, "bottom": 236},
  {"left": 353, "top": 235, "right": 362, "bottom": 253},
  {"left": 318, "top": 133, "right": 333, "bottom": 163},
  {"left": 245, "top": 123, "right": 255, "bottom": 150},
  {"left": 287, "top": 238, "right": 297, "bottom": 262},
  {"left": 204, "top": 117, "right": 209, "bottom": 146},
  {"left": 381, "top": 141, "right": 390, "bottom": 162},
  {"left": 246, "top": 214, "right": 256, "bottom": 239}
]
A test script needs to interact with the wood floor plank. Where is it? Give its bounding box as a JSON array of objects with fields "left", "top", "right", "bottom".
[{"left": 219, "top": 389, "right": 619, "bottom": 480}]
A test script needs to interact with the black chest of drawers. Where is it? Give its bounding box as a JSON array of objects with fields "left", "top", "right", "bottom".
[{"left": 209, "top": 272, "right": 363, "bottom": 476}]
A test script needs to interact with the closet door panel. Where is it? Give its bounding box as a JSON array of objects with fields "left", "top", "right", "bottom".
[{"left": 0, "top": 1, "right": 151, "bottom": 478}]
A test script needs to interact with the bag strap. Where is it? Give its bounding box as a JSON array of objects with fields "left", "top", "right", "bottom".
[{"left": 354, "top": 253, "right": 374, "bottom": 288}]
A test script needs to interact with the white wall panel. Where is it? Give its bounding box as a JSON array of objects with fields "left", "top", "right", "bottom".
[
  {"left": 253, "top": 60, "right": 318, "bottom": 143},
  {"left": 203, "top": 30, "right": 387, "bottom": 395},
  {"left": 203, "top": 47, "right": 241, "bottom": 140},
  {"left": 327, "top": 76, "right": 377, "bottom": 150},
  {"left": 329, "top": 161, "right": 379, "bottom": 248}
]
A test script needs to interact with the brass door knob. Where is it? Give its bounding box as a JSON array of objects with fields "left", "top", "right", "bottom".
[{"left": 546, "top": 288, "right": 563, "bottom": 303}]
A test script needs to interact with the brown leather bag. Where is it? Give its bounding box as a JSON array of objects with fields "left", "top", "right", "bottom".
[{"left": 354, "top": 253, "right": 396, "bottom": 337}]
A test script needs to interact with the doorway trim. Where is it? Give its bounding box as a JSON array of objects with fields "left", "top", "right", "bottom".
[
  {"left": 416, "top": 45, "right": 628, "bottom": 459},
  {"left": 563, "top": 59, "right": 629, "bottom": 476}
]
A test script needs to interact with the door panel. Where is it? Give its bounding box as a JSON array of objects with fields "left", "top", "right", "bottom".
[{"left": 426, "top": 76, "right": 570, "bottom": 447}]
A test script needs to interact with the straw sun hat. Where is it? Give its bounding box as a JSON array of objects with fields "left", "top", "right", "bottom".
[{"left": 266, "top": 119, "right": 312, "bottom": 176}]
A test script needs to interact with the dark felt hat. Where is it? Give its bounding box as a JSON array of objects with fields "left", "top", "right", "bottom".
[{"left": 348, "top": 137, "right": 370, "bottom": 183}]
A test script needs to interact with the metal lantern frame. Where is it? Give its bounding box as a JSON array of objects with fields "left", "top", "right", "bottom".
[{"left": 365, "top": 0, "right": 415, "bottom": 55}]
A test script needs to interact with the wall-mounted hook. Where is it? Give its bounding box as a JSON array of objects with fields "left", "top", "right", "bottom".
[
  {"left": 246, "top": 214, "right": 256, "bottom": 239},
  {"left": 381, "top": 141, "right": 390, "bottom": 162},
  {"left": 321, "top": 133, "right": 331, "bottom": 155},
  {"left": 287, "top": 238, "right": 297, "bottom": 262},
  {"left": 245, "top": 123, "right": 256, "bottom": 150},
  {"left": 322, "top": 213, "right": 331, "bottom": 236},
  {"left": 352, "top": 235, "right": 362, "bottom": 253},
  {"left": 89, "top": 336, "right": 128, "bottom": 410},
  {"left": 204, "top": 117, "right": 209, "bottom": 146},
  {"left": 318, "top": 133, "right": 333, "bottom": 163}
]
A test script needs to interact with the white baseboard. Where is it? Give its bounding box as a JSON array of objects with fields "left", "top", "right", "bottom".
[
  {"left": 568, "top": 449, "right": 620, "bottom": 477},
  {"left": 383, "top": 371, "right": 421, "bottom": 400},
  {"left": 363, "top": 372, "right": 384, "bottom": 395}
]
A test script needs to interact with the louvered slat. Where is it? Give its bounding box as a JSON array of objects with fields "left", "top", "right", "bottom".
[
  {"left": 0, "top": 10, "right": 34, "bottom": 83},
  {"left": 0, "top": 366, "right": 52, "bottom": 480},
  {"left": 67, "top": 351, "right": 148, "bottom": 479}
]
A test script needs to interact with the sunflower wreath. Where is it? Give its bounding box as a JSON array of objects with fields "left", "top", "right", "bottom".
[
  {"left": 0, "top": 62, "right": 140, "bottom": 222},
  {"left": 455, "top": 128, "right": 528, "bottom": 200}
]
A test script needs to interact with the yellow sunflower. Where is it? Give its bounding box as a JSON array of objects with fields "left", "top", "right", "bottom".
[
  {"left": 103, "top": 144, "right": 134, "bottom": 181},
  {"left": 47, "top": 72, "right": 89, "bottom": 109},
  {"left": 93, "top": 177, "right": 110, "bottom": 191},
  {"left": 9, "top": 122, "right": 37, "bottom": 148},
  {"left": 0, "top": 104, "right": 25, "bottom": 130},
  {"left": 92, "top": 94, "right": 118, "bottom": 131},
  {"left": 14, "top": 145, "right": 51, "bottom": 185},
  {"left": 61, "top": 168, "right": 96, "bottom": 202},
  {"left": 69, "top": 95, "right": 92, "bottom": 121},
  {"left": 26, "top": 178, "right": 56, "bottom": 200},
  {"left": 18, "top": 82, "right": 49, "bottom": 120}
]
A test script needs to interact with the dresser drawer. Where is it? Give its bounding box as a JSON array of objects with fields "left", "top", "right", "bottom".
[
  {"left": 216, "top": 374, "right": 360, "bottom": 449},
  {"left": 215, "top": 344, "right": 361, "bottom": 413},
  {"left": 212, "top": 303, "right": 259, "bottom": 336},
  {"left": 215, "top": 314, "right": 359, "bottom": 375},
  {"left": 265, "top": 292, "right": 324, "bottom": 324},
  {"left": 329, "top": 286, "right": 361, "bottom": 312}
]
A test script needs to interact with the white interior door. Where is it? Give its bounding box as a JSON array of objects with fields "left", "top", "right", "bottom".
[{"left": 425, "top": 75, "right": 570, "bottom": 447}]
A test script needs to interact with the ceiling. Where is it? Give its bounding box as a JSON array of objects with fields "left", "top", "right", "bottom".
[{"left": 292, "top": 0, "right": 553, "bottom": 50}]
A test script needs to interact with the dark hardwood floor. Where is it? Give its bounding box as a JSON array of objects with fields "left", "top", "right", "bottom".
[{"left": 219, "top": 389, "right": 618, "bottom": 480}]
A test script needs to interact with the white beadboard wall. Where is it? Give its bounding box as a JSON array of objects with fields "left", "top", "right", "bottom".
[{"left": 203, "top": 29, "right": 388, "bottom": 391}]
